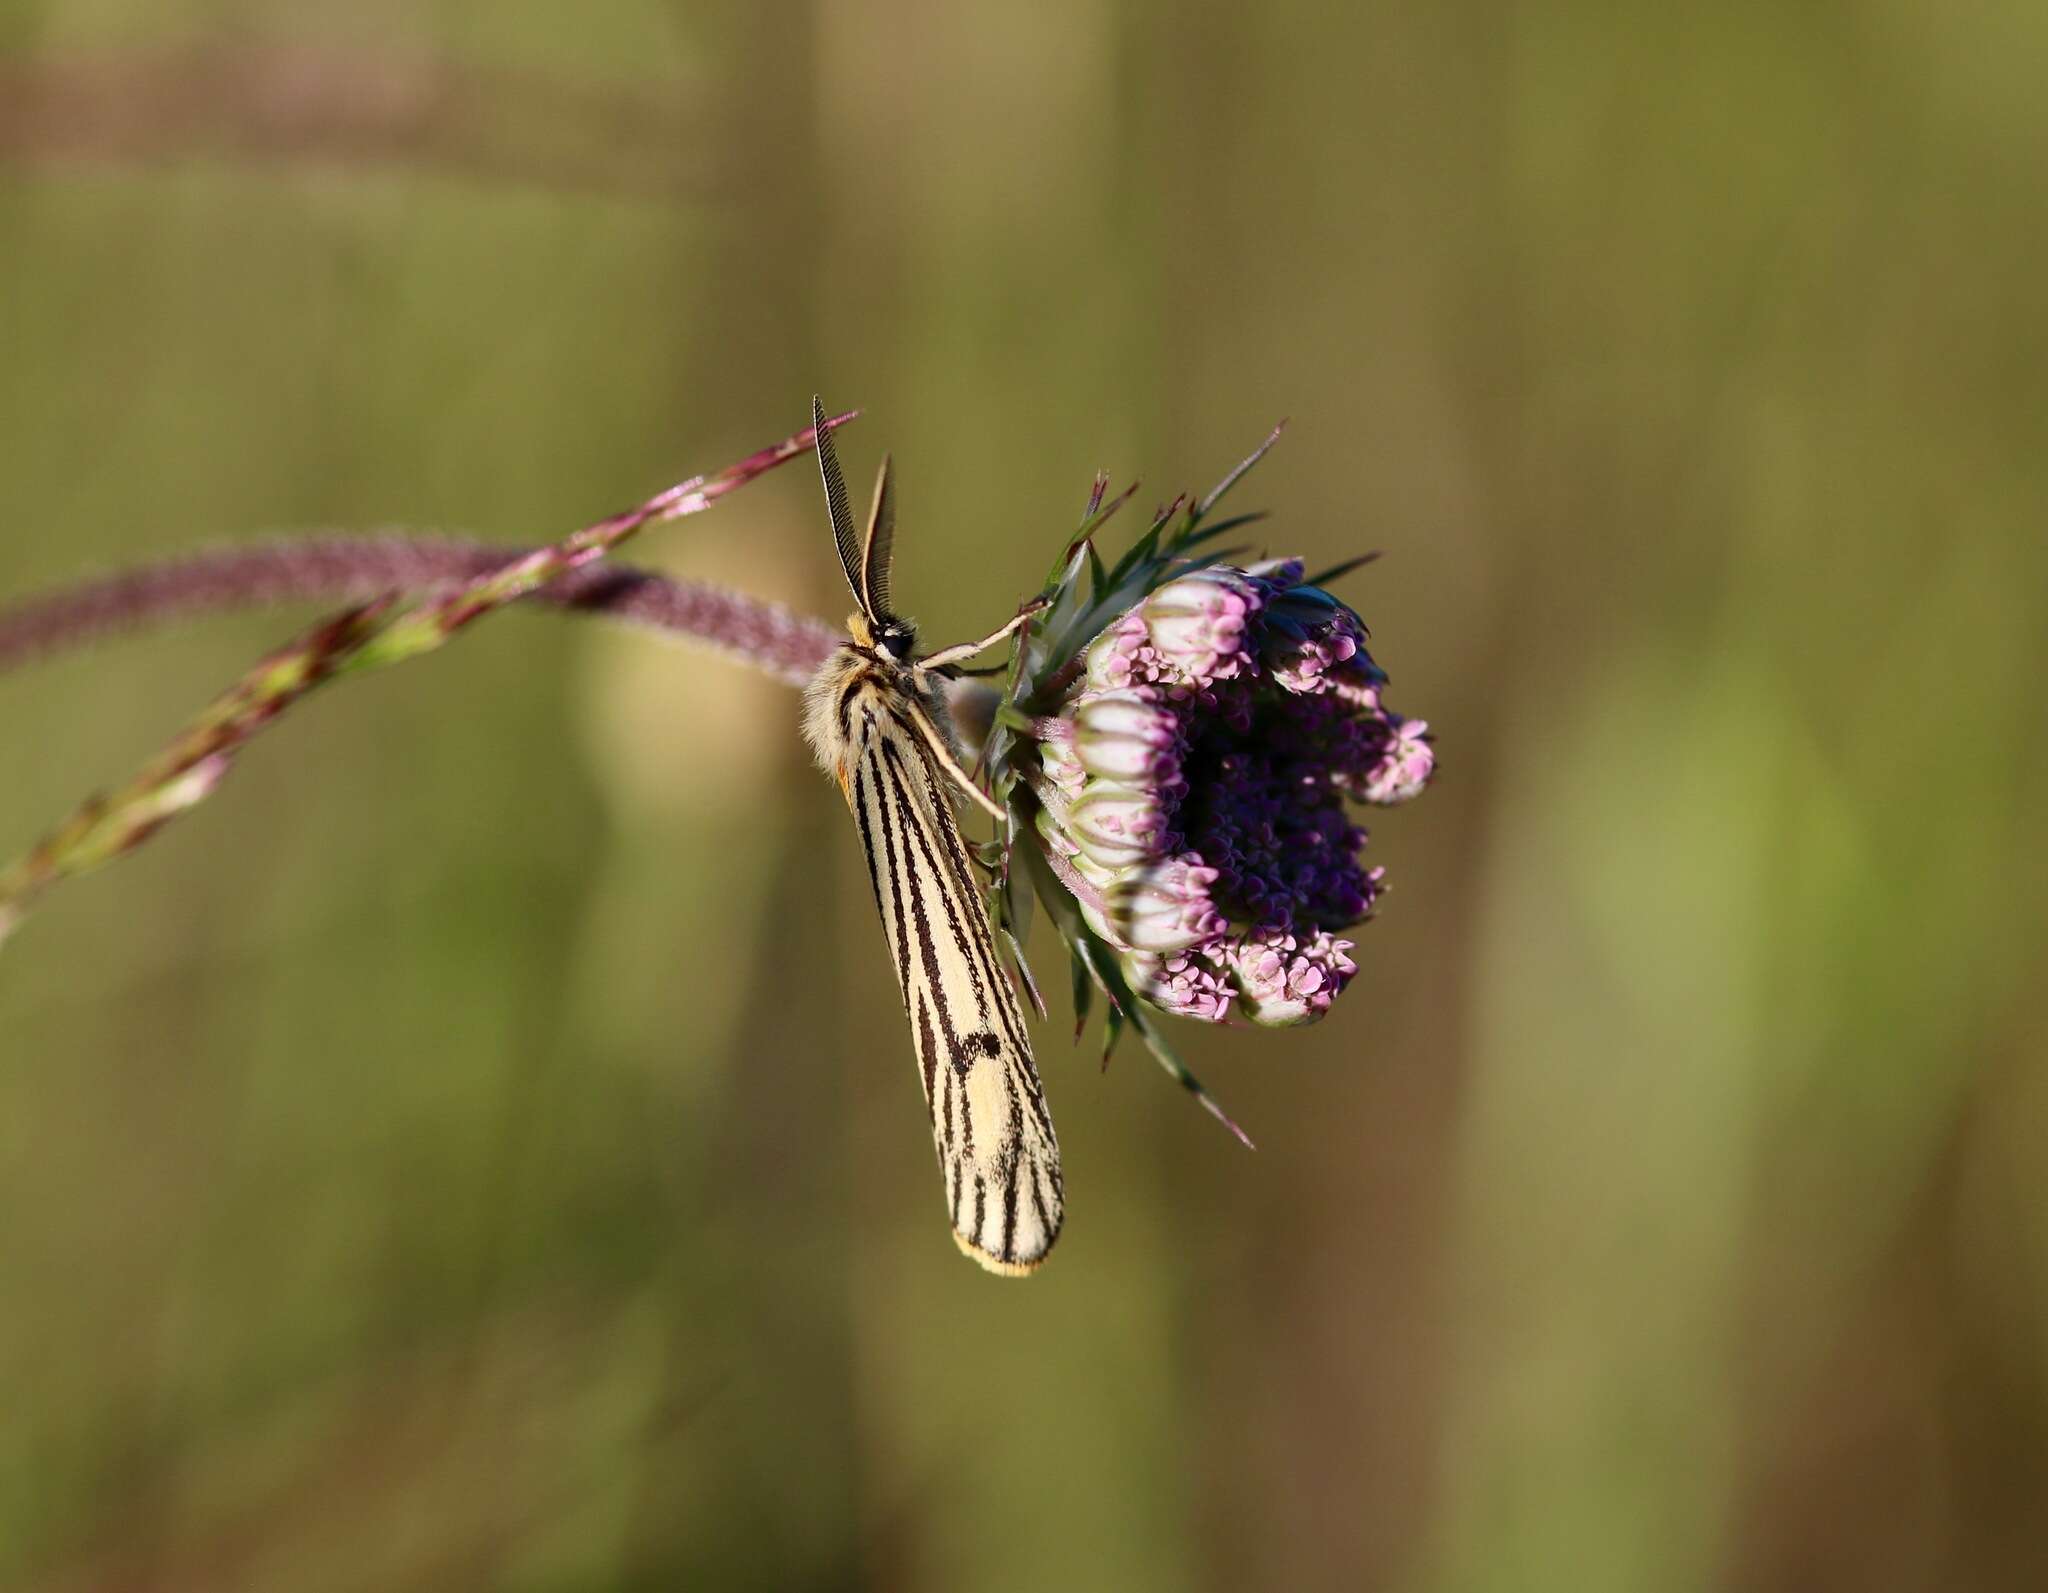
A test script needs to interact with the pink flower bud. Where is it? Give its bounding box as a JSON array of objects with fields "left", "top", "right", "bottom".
[
  {"left": 1095, "top": 854, "right": 1227, "bottom": 953},
  {"left": 1358, "top": 716, "right": 1433, "bottom": 805},
  {"left": 1127, "top": 947, "right": 1236, "bottom": 1024},
  {"left": 1067, "top": 781, "right": 1170, "bottom": 869},
  {"left": 1083, "top": 611, "right": 1157, "bottom": 692},
  {"left": 1032, "top": 718, "right": 1088, "bottom": 796},
  {"left": 1072, "top": 687, "right": 1184, "bottom": 783},
  {"left": 1261, "top": 587, "right": 1372, "bottom": 695},
  {"left": 1138, "top": 567, "right": 1262, "bottom": 686},
  {"left": 1230, "top": 929, "right": 1358, "bottom": 1027}
]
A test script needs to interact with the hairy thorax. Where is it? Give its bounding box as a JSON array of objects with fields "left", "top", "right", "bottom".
[{"left": 802, "top": 635, "right": 951, "bottom": 800}]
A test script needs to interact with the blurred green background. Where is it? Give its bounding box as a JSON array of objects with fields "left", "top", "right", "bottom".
[{"left": 3, "top": 3, "right": 2045, "bottom": 1589}]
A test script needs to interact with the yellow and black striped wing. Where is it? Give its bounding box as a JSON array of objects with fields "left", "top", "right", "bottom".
[{"left": 842, "top": 684, "right": 1063, "bottom": 1274}]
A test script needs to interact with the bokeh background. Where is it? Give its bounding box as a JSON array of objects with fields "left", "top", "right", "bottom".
[{"left": 3, "top": 3, "right": 2045, "bottom": 1589}]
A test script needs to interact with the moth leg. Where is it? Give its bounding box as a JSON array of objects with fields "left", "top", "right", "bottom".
[
  {"left": 902, "top": 699, "right": 1007, "bottom": 822},
  {"left": 918, "top": 601, "right": 1045, "bottom": 673}
]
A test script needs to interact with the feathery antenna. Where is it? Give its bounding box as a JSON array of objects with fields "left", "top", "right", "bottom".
[
  {"left": 862, "top": 454, "right": 897, "bottom": 621},
  {"left": 812, "top": 394, "right": 866, "bottom": 615}
]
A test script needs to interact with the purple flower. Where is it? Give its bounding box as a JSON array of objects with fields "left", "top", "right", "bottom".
[{"left": 1028, "top": 559, "right": 1430, "bottom": 1028}]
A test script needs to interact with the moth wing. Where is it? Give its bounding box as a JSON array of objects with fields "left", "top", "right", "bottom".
[{"left": 845, "top": 697, "right": 1063, "bottom": 1274}]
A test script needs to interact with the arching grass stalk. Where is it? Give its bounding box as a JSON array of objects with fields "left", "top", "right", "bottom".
[
  {"left": 0, "top": 537, "right": 843, "bottom": 686},
  {"left": 0, "top": 411, "right": 853, "bottom": 942}
]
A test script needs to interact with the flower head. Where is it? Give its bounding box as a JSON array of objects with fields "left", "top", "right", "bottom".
[
  {"left": 965, "top": 429, "right": 1435, "bottom": 1121},
  {"left": 1022, "top": 557, "right": 1419, "bottom": 1026}
]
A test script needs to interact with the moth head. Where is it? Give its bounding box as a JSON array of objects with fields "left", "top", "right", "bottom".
[
  {"left": 844, "top": 608, "right": 916, "bottom": 659},
  {"left": 874, "top": 618, "right": 916, "bottom": 661}
]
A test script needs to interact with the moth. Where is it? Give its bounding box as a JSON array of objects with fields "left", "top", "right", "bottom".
[{"left": 800, "top": 397, "right": 1064, "bottom": 1274}]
